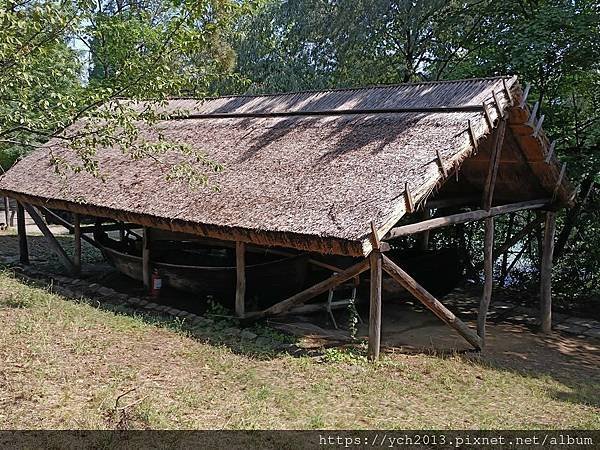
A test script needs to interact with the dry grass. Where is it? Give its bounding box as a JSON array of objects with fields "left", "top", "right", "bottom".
[{"left": 0, "top": 271, "right": 598, "bottom": 430}]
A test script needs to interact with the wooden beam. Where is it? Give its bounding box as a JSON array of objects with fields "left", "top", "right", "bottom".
[
  {"left": 527, "top": 102, "right": 539, "bottom": 127},
  {"left": 16, "top": 202, "right": 29, "bottom": 264},
  {"left": 435, "top": 149, "right": 448, "bottom": 177},
  {"left": 3, "top": 197, "right": 9, "bottom": 227},
  {"left": 249, "top": 258, "right": 370, "bottom": 319},
  {"left": 385, "top": 199, "right": 550, "bottom": 240},
  {"left": 482, "top": 119, "right": 506, "bottom": 210},
  {"left": 468, "top": 119, "right": 478, "bottom": 150},
  {"left": 23, "top": 203, "right": 76, "bottom": 274},
  {"left": 381, "top": 255, "right": 482, "bottom": 350},
  {"left": 404, "top": 182, "right": 415, "bottom": 213},
  {"left": 477, "top": 217, "right": 494, "bottom": 345},
  {"left": 37, "top": 206, "right": 101, "bottom": 250},
  {"left": 235, "top": 241, "right": 246, "bottom": 318},
  {"left": 532, "top": 114, "right": 545, "bottom": 137},
  {"left": 370, "top": 221, "right": 381, "bottom": 250},
  {"left": 519, "top": 83, "right": 531, "bottom": 108},
  {"left": 552, "top": 162, "right": 567, "bottom": 201},
  {"left": 544, "top": 141, "right": 556, "bottom": 163},
  {"left": 368, "top": 251, "right": 383, "bottom": 361},
  {"left": 482, "top": 102, "right": 493, "bottom": 129},
  {"left": 502, "top": 79, "right": 514, "bottom": 106},
  {"left": 540, "top": 211, "right": 557, "bottom": 334},
  {"left": 73, "top": 213, "right": 81, "bottom": 274},
  {"left": 142, "top": 227, "right": 151, "bottom": 290},
  {"left": 492, "top": 91, "right": 504, "bottom": 119}
]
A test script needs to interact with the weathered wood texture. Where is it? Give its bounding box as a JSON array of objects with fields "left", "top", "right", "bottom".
[
  {"left": 385, "top": 199, "right": 549, "bottom": 239},
  {"left": 73, "top": 213, "right": 81, "bottom": 273},
  {"left": 16, "top": 202, "right": 29, "bottom": 264},
  {"left": 540, "top": 211, "right": 557, "bottom": 334},
  {"left": 251, "top": 258, "right": 370, "bottom": 319},
  {"left": 142, "top": 227, "right": 151, "bottom": 290},
  {"left": 482, "top": 119, "right": 506, "bottom": 210},
  {"left": 23, "top": 203, "right": 76, "bottom": 273},
  {"left": 381, "top": 255, "right": 482, "bottom": 350},
  {"left": 477, "top": 217, "right": 494, "bottom": 344},
  {"left": 235, "top": 241, "right": 246, "bottom": 318},
  {"left": 368, "top": 251, "right": 383, "bottom": 361},
  {"left": 3, "top": 197, "right": 9, "bottom": 226}
]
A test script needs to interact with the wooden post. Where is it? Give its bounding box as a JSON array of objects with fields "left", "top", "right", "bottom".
[
  {"left": 235, "top": 241, "right": 246, "bottom": 318},
  {"left": 382, "top": 254, "right": 482, "bottom": 350},
  {"left": 477, "top": 217, "right": 494, "bottom": 345},
  {"left": 3, "top": 197, "right": 9, "bottom": 227},
  {"left": 16, "top": 202, "right": 29, "bottom": 264},
  {"left": 418, "top": 208, "right": 430, "bottom": 250},
  {"left": 540, "top": 211, "right": 557, "bottom": 334},
  {"left": 23, "top": 204, "right": 76, "bottom": 273},
  {"left": 142, "top": 227, "right": 151, "bottom": 290},
  {"left": 368, "top": 250, "right": 383, "bottom": 361},
  {"left": 73, "top": 213, "right": 81, "bottom": 274}
]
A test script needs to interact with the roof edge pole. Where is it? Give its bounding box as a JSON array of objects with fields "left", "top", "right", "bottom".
[
  {"left": 16, "top": 201, "right": 29, "bottom": 265},
  {"left": 540, "top": 211, "right": 557, "bottom": 334},
  {"left": 23, "top": 203, "right": 76, "bottom": 274},
  {"left": 477, "top": 217, "right": 494, "bottom": 347},
  {"left": 482, "top": 119, "right": 506, "bottom": 210},
  {"left": 235, "top": 241, "right": 246, "bottom": 318},
  {"left": 368, "top": 250, "right": 383, "bottom": 361},
  {"left": 73, "top": 213, "right": 81, "bottom": 274},
  {"left": 384, "top": 199, "right": 550, "bottom": 240},
  {"left": 142, "top": 227, "right": 151, "bottom": 290},
  {"left": 381, "top": 254, "right": 482, "bottom": 350}
]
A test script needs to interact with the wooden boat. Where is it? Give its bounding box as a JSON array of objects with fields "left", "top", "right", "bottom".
[{"left": 96, "top": 233, "right": 309, "bottom": 308}]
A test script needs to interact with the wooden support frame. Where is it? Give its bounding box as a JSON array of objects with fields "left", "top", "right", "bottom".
[
  {"left": 23, "top": 203, "right": 76, "bottom": 274},
  {"left": 235, "top": 241, "right": 246, "bottom": 318},
  {"left": 502, "top": 79, "right": 514, "bottom": 106},
  {"left": 527, "top": 102, "right": 539, "bottom": 127},
  {"left": 381, "top": 255, "right": 482, "bottom": 350},
  {"left": 482, "top": 102, "right": 493, "bottom": 129},
  {"left": 435, "top": 149, "right": 448, "bottom": 177},
  {"left": 519, "top": 83, "right": 531, "bottom": 108},
  {"left": 368, "top": 250, "right": 383, "bottom": 360},
  {"left": 477, "top": 217, "right": 494, "bottom": 345},
  {"left": 249, "top": 258, "right": 370, "bottom": 319},
  {"left": 38, "top": 206, "right": 101, "bottom": 250},
  {"left": 482, "top": 119, "right": 506, "bottom": 210},
  {"left": 552, "top": 163, "right": 567, "bottom": 200},
  {"left": 385, "top": 199, "right": 549, "bottom": 240},
  {"left": 533, "top": 115, "right": 545, "bottom": 137},
  {"left": 492, "top": 91, "right": 504, "bottom": 119},
  {"left": 16, "top": 202, "right": 29, "bottom": 264},
  {"left": 404, "top": 182, "right": 415, "bottom": 213},
  {"left": 540, "top": 211, "right": 557, "bottom": 334},
  {"left": 3, "top": 197, "right": 9, "bottom": 227},
  {"left": 73, "top": 213, "right": 81, "bottom": 274},
  {"left": 545, "top": 141, "right": 557, "bottom": 163},
  {"left": 468, "top": 120, "right": 478, "bottom": 150},
  {"left": 142, "top": 227, "right": 151, "bottom": 290}
]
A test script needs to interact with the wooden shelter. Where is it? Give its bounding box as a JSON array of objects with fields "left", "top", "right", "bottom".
[{"left": 0, "top": 76, "right": 572, "bottom": 358}]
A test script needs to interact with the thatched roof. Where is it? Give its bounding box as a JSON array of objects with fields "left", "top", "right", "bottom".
[{"left": 0, "top": 76, "right": 572, "bottom": 256}]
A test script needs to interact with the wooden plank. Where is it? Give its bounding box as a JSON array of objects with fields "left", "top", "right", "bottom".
[
  {"left": 235, "top": 241, "right": 246, "bottom": 318},
  {"left": 16, "top": 202, "right": 29, "bottom": 264},
  {"left": 381, "top": 255, "right": 482, "bottom": 350},
  {"left": 533, "top": 114, "right": 545, "bottom": 137},
  {"left": 23, "top": 203, "right": 76, "bottom": 274},
  {"left": 482, "top": 119, "right": 506, "bottom": 210},
  {"left": 368, "top": 251, "right": 383, "bottom": 361},
  {"left": 477, "top": 217, "right": 494, "bottom": 345},
  {"left": 540, "top": 212, "right": 557, "bottom": 334},
  {"left": 249, "top": 258, "right": 370, "bottom": 318},
  {"left": 73, "top": 213, "right": 81, "bottom": 273},
  {"left": 142, "top": 227, "right": 151, "bottom": 290},
  {"left": 519, "top": 83, "right": 531, "bottom": 108},
  {"left": 544, "top": 141, "right": 556, "bottom": 163},
  {"left": 385, "top": 199, "right": 550, "bottom": 239},
  {"left": 37, "top": 206, "right": 100, "bottom": 250}
]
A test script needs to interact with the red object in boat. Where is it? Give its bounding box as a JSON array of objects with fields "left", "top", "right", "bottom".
[{"left": 150, "top": 269, "right": 162, "bottom": 298}]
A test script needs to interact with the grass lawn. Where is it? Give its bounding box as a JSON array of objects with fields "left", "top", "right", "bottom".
[{"left": 0, "top": 270, "right": 599, "bottom": 430}]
